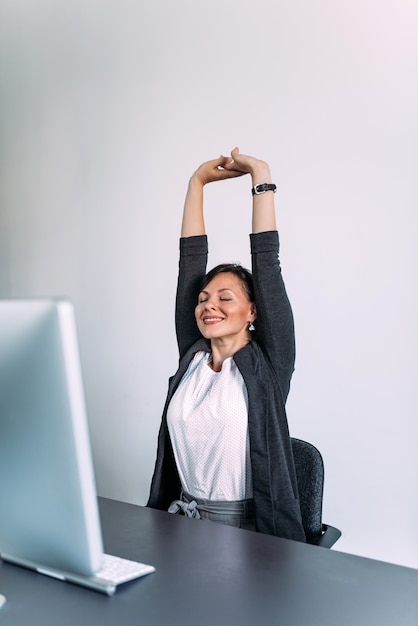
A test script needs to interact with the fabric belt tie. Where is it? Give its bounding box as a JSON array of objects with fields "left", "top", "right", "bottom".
[{"left": 168, "top": 499, "right": 201, "bottom": 519}]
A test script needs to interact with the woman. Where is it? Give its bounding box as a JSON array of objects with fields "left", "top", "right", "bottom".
[{"left": 147, "top": 148, "right": 306, "bottom": 542}]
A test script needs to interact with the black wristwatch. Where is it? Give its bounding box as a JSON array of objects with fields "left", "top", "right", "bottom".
[{"left": 251, "top": 183, "right": 277, "bottom": 196}]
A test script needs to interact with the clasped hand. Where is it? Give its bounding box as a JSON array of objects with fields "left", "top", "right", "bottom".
[{"left": 192, "top": 147, "right": 271, "bottom": 186}]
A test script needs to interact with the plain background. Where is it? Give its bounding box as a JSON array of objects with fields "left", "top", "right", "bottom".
[{"left": 1, "top": 0, "right": 417, "bottom": 569}]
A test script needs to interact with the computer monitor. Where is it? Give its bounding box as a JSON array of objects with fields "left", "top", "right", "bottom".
[
  {"left": 0, "top": 299, "right": 155, "bottom": 595},
  {"left": 0, "top": 299, "right": 103, "bottom": 576}
]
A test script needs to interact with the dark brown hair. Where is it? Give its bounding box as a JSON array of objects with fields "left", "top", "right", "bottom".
[{"left": 199, "top": 264, "right": 255, "bottom": 303}]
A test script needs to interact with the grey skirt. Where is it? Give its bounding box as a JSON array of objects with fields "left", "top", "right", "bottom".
[{"left": 168, "top": 491, "right": 256, "bottom": 531}]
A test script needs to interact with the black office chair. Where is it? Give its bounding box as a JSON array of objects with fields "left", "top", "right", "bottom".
[{"left": 291, "top": 437, "right": 341, "bottom": 548}]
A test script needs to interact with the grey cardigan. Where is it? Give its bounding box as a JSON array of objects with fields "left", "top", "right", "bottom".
[{"left": 147, "top": 230, "right": 306, "bottom": 542}]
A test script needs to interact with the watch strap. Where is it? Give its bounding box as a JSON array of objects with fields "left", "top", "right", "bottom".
[{"left": 251, "top": 183, "right": 277, "bottom": 196}]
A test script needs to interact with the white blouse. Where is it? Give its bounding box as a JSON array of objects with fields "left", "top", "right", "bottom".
[{"left": 167, "top": 351, "right": 253, "bottom": 501}]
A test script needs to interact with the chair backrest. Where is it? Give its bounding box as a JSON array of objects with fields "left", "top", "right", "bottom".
[{"left": 291, "top": 437, "right": 324, "bottom": 544}]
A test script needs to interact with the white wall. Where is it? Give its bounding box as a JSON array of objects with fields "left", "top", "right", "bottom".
[{"left": 1, "top": 0, "right": 417, "bottom": 569}]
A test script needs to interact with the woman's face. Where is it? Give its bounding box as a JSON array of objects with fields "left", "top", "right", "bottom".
[{"left": 195, "top": 272, "right": 256, "bottom": 342}]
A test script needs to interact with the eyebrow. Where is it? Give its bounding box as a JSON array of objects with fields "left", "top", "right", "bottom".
[{"left": 199, "top": 288, "right": 234, "bottom": 295}]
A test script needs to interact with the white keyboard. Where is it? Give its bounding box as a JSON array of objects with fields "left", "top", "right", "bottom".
[{"left": 96, "top": 553, "right": 155, "bottom": 584}]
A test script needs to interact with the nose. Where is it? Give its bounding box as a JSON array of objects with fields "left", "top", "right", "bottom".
[{"left": 204, "top": 299, "right": 216, "bottom": 311}]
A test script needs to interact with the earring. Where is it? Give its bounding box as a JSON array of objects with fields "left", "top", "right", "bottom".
[{"left": 248, "top": 322, "right": 255, "bottom": 332}]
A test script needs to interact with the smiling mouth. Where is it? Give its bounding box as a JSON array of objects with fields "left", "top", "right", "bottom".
[{"left": 202, "top": 317, "right": 224, "bottom": 325}]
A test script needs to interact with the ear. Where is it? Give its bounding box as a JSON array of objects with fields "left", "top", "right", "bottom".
[{"left": 249, "top": 302, "right": 257, "bottom": 322}]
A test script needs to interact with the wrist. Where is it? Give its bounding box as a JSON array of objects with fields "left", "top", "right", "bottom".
[
  {"left": 250, "top": 161, "right": 272, "bottom": 185},
  {"left": 189, "top": 172, "right": 206, "bottom": 189}
]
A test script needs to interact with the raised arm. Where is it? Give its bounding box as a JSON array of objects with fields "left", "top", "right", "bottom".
[
  {"left": 223, "top": 147, "right": 277, "bottom": 233},
  {"left": 176, "top": 155, "right": 245, "bottom": 356},
  {"left": 181, "top": 155, "right": 245, "bottom": 237},
  {"left": 225, "top": 149, "right": 295, "bottom": 397}
]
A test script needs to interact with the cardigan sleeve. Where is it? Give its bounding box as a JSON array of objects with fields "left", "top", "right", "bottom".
[
  {"left": 250, "top": 230, "right": 295, "bottom": 401},
  {"left": 175, "top": 235, "right": 208, "bottom": 359}
]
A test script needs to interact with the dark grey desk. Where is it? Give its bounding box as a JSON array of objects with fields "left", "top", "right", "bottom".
[{"left": 0, "top": 498, "right": 417, "bottom": 626}]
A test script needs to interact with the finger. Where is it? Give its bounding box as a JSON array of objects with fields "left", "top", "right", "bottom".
[
  {"left": 215, "top": 165, "right": 246, "bottom": 177},
  {"left": 223, "top": 152, "right": 248, "bottom": 173},
  {"left": 214, "top": 167, "right": 247, "bottom": 180},
  {"left": 227, "top": 146, "right": 247, "bottom": 170},
  {"left": 223, "top": 169, "right": 247, "bottom": 178},
  {"left": 218, "top": 155, "right": 233, "bottom": 168},
  {"left": 217, "top": 154, "right": 238, "bottom": 173}
]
